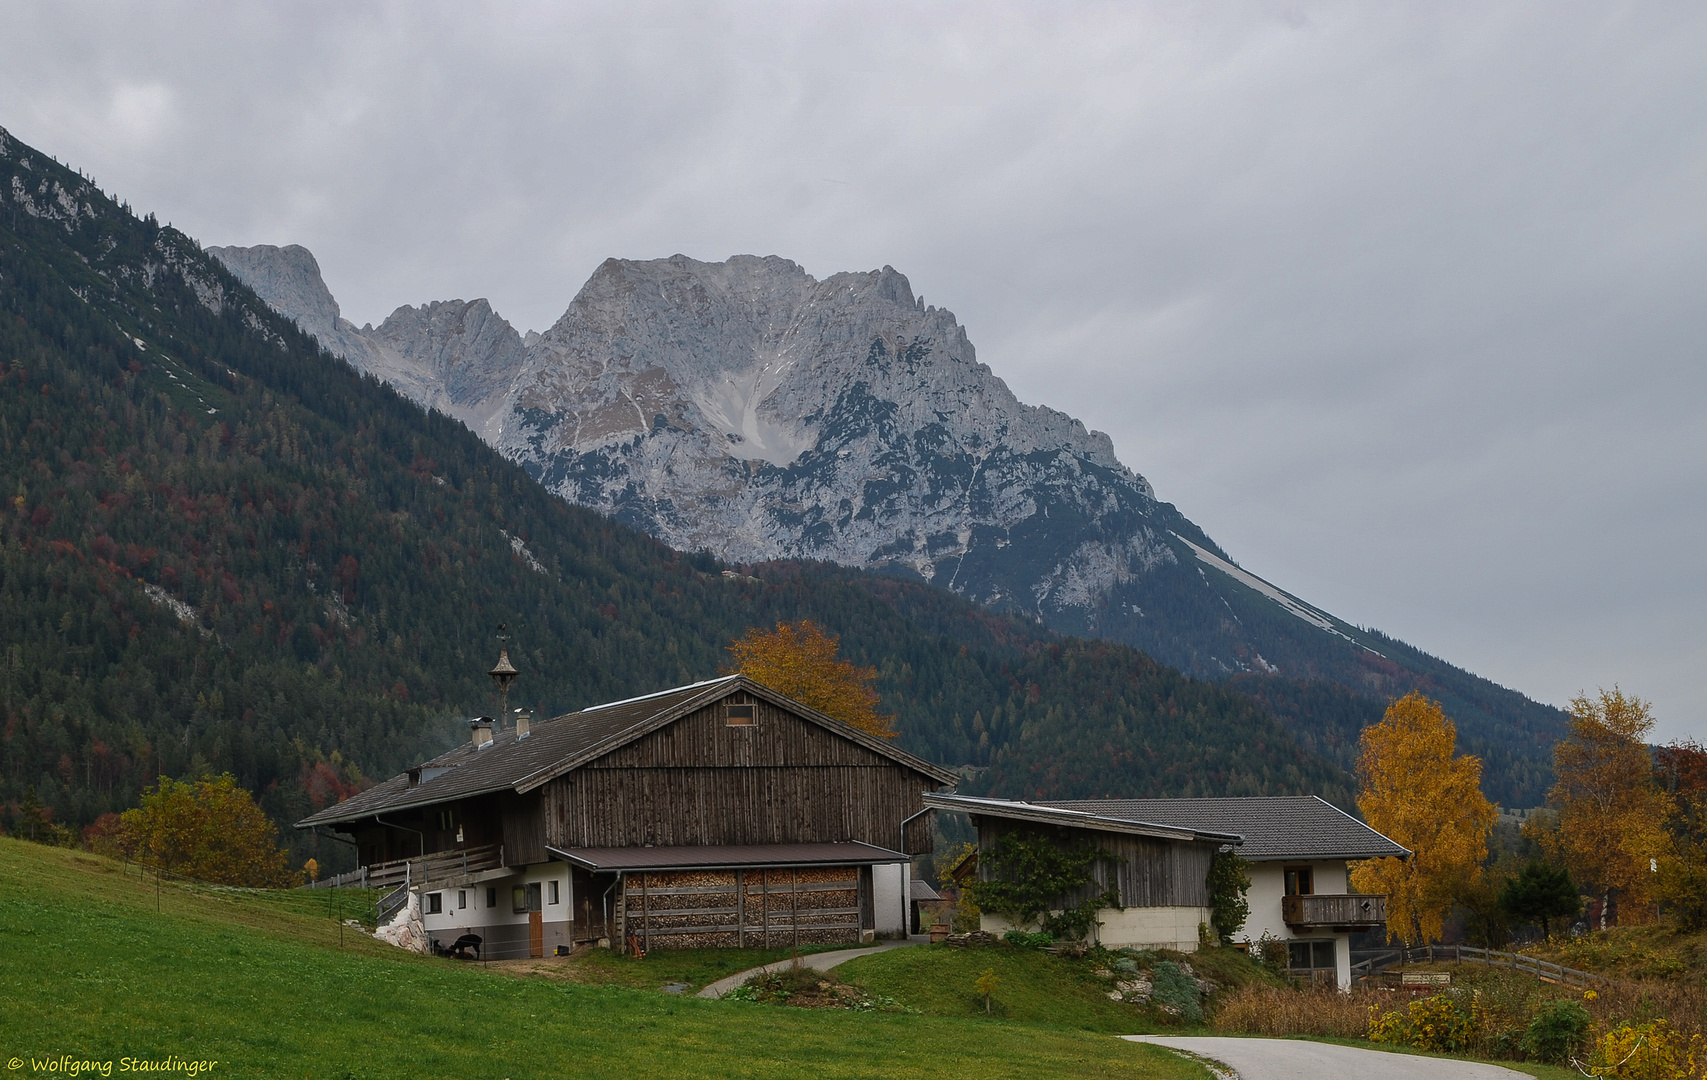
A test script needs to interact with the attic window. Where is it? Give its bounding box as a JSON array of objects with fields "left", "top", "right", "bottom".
[{"left": 725, "top": 704, "right": 756, "bottom": 727}]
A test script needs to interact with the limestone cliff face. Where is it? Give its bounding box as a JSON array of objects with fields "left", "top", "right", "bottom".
[
  {"left": 210, "top": 247, "right": 1198, "bottom": 630},
  {"left": 206, "top": 245, "right": 523, "bottom": 440},
  {"left": 504, "top": 255, "right": 1175, "bottom": 606}
]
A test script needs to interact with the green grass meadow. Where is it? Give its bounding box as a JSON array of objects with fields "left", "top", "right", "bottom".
[
  {"left": 0, "top": 839, "right": 1205, "bottom": 1080},
  {"left": 839, "top": 944, "right": 1166, "bottom": 1031}
]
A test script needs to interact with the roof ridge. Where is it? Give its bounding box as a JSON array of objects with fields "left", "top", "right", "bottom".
[{"left": 578, "top": 674, "right": 739, "bottom": 713}]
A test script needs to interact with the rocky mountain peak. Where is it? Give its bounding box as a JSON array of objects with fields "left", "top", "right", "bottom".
[
  {"left": 205, "top": 244, "right": 345, "bottom": 340},
  {"left": 215, "top": 245, "right": 1172, "bottom": 622},
  {"left": 207, "top": 244, "right": 524, "bottom": 440}
]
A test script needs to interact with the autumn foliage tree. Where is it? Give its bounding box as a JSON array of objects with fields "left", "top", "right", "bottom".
[
  {"left": 725, "top": 620, "right": 897, "bottom": 738},
  {"left": 1547, "top": 688, "right": 1671, "bottom": 928},
  {"left": 1654, "top": 739, "right": 1707, "bottom": 930},
  {"left": 1349, "top": 692, "right": 1495, "bottom": 945},
  {"left": 118, "top": 774, "right": 299, "bottom": 887}
]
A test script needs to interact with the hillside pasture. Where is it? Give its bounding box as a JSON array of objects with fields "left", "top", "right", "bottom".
[{"left": 0, "top": 839, "right": 1205, "bottom": 1080}]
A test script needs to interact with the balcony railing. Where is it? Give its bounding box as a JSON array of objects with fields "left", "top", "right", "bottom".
[
  {"left": 304, "top": 843, "right": 505, "bottom": 892},
  {"left": 1282, "top": 892, "right": 1387, "bottom": 929}
]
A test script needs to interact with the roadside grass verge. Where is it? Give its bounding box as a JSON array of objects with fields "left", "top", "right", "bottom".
[
  {"left": 1259, "top": 1034, "right": 1583, "bottom": 1080},
  {"left": 1211, "top": 962, "right": 1705, "bottom": 1076},
  {"left": 0, "top": 839, "right": 1205, "bottom": 1080}
]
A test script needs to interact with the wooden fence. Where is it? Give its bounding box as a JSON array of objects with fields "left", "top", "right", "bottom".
[{"left": 1350, "top": 943, "right": 1608, "bottom": 988}]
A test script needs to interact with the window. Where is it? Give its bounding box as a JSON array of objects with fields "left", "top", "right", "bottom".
[
  {"left": 486, "top": 887, "right": 497, "bottom": 909},
  {"left": 725, "top": 704, "right": 755, "bottom": 727},
  {"left": 437, "top": 808, "right": 455, "bottom": 831},
  {"left": 513, "top": 883, "right": 543, "bottom": 914},
  {"left": 458, "top": 890, "right": 467, "bottom": 910},
  {"left": 1283, "top": 866, "right": 1314, "bottom": 896},
  {"left": 1288, "top": 940, "right": 1335, "bottom": 969},
  {"left": 426, "top": 892, "right": 443, "bottom": 915},
  {"left": 548, "top": 880, "right": 560, "bottom": 905}
]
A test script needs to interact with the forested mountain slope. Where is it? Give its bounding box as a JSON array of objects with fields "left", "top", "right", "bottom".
[
  {"left": 0, "top": 127, "right": 1355, "bottom": 868},
  {"left": 214, "top": 243, "right": 1569, "bottom": 807}
]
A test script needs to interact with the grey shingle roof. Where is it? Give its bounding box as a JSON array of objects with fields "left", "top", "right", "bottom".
[
  {"left": 921, "top": 793, "right": 1243, "bottom": 845},
  {"left": 297, "top": 675, "right": 956, "bottom": 828},
  {"left": 1037, "top": 796, "right": 1408, "bottom": 861}
]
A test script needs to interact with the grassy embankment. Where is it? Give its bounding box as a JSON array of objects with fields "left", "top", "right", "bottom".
[
  {"left": 0, "top": 838, "right": 1206, "bottom": 1080},
  {"left": 838, "top": 939, "right": 1278, "bottom": 1031},
  {"left": 1522, "top": 922, "right": 1707, "bottom": 982}
]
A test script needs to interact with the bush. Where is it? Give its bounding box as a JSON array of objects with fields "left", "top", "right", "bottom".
[
  {"left": 1246, "top": 931, "right": 1288, "bottom": 978},
  {"left": 1150, "top": 961, "right": 1201, "bottom": 1024},
  {"left": 1588, "top": 1020, "right": 1703, "bottom": 1080},
  {"left": 1523, "top": 999, "right": 1592, "bottom": 1065},
  {"left": 1368, "top": 991, "right": 1484, "bottom": 1053}
]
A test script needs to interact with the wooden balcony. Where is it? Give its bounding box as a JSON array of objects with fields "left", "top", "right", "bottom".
[
  {"left": 1282, "top": 892, "right": 1387, "bottom": 930},
  {"left": 304, "top": 843, "right": 505, "bottom": 891}
]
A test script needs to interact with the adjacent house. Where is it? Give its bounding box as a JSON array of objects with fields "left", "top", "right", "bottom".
[
  {"left": 924, "top": 793, "right": 1406, "bottom": 989},
  {"left": 298, "top": 675, "right": 958, "bottom": 959}
]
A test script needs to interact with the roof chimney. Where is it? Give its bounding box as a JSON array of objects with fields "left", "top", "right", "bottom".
[
  {"left": 514, "top": 708, "right": 531, "bottom": 740},
  {"left": 469, "top": 715, "right": 495, "bottom": 749}
]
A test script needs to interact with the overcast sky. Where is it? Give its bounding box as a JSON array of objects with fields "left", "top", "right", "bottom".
[{"left": 5, "top": 2, "right": 1703, "bottom": 741}]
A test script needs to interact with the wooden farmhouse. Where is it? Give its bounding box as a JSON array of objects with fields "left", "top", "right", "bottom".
[
  {"left": 925, "top": 793, "right": 1407, "bottom": 990},
  {"left": 298, "top": 675, "right": 957, "bottom": 959}
]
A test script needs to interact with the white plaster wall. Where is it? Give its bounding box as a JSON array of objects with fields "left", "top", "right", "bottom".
[
  {"left": 1239, "top": 860, "right": 1352, "bottom": 990},
  {"left": 1095, "top": 906, "right": 1211, "bottom": 951},
  {"left": 873, "top": 862, "right": 907, "bottom": 936},
  {"left": 980, "top": 906, "right": 1208, "bottom": 951},
  {"left": 420, "top": 863, "right": 572, "bottom": 956}
]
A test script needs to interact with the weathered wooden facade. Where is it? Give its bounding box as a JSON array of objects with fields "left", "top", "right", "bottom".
[
  {"left": 299, "top": 676, "right": 956, "bottom": 959},
  {"left": 925, "top": 793, "right": 1239, "bottom": 953},
  {"left": 538, "top": 689, "right": 937, "bottom": 851}
]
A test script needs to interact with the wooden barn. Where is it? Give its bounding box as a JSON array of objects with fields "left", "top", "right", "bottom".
[{"left": 298, "top": 675, "right": 958, "bottom": 959}]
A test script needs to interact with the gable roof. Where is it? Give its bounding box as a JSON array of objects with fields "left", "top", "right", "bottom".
[
  {"left": 297, "top": 675, "right": 957, "bottom": 828},
  {"left": 926, "top": 793, "right": 1408, "bottom": 861},
  {"left": 922, "top": 793, "right": 1244, "bottom": 846}
]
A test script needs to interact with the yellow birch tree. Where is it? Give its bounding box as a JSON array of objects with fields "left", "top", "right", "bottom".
[
  {"left": 1548, "top": 688, "right": 1671, "bottom": 928},
  {"left": 1349, "top": 692, "right": 1495, "bottom": 944},
  {"left": 725, "top": 620, "right": 897, "bottom": 738}
]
